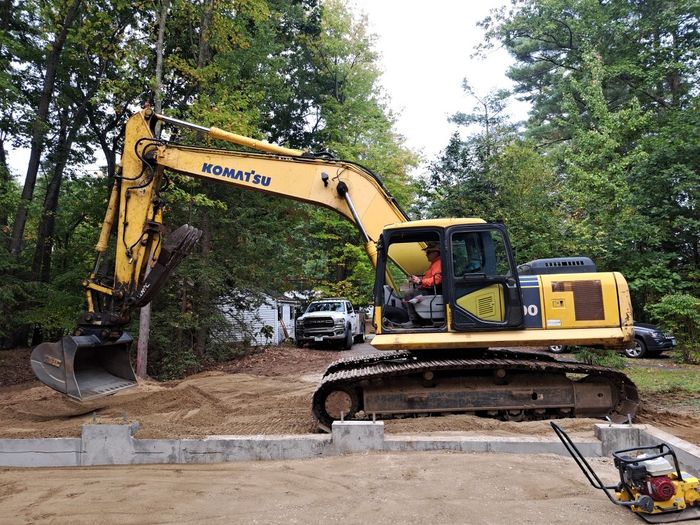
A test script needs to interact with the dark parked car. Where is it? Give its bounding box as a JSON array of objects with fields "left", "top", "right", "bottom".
[
  {"left": 628, "top": 323, "right": 677, "bottom": 358},
  {"left": 548, "top": 322, "right": 676, "bottom": 358}
]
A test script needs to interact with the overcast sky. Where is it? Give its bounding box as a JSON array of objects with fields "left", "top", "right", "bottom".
[
  {"left": 7, "top": 1, "right": 528, "bottom": 177},
  {"left": 349, "top": 0, "right": 529, "bottom": 163}
]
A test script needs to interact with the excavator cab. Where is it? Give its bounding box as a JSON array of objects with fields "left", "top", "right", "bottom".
[{"left": 376, "top": 221, "right": 524, "bottom": 333}]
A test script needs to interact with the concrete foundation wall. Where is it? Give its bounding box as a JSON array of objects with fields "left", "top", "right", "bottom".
[
  {"left": 595, "top": 423, "right": 700, "bottom": 474},
  {"left": 0, "top": 437, "right": 82, "bottom": 467},
  {"left": 0, "top": 422, "right": 698, "bottom": 473}
]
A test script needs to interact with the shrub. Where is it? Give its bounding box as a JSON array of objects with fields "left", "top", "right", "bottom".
[
  {"left": 646, "top": 294, "right": 700, "bottom": 364},
  {"left": 574, "top": 347, "right": 626, "bottom": 369}
]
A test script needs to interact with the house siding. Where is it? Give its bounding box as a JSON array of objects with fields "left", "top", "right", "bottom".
[{"left": 221, "top": 297, "right": 298, "bottom": 346}]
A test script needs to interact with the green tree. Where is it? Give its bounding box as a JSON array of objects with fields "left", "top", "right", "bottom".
[
  {"left": 479, "top": 0, "right": 699, "bottom": 311},
  {"left": 9, "top": 0, "right": 83, "bottom": 257},
  {"left": 646, "top": 294, "right": 700, "bottom": 363}
]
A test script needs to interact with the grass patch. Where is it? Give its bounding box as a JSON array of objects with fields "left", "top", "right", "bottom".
[{"left": 625, "top": 368, "right": 700, "bottom": 394}]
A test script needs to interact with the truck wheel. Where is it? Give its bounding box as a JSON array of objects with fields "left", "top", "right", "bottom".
[
  {"left": 354, "top": 323, "right": 365, "bottom": 344},
  {"left": 342, "top": 325, "right": 353, "bottom": 350}
]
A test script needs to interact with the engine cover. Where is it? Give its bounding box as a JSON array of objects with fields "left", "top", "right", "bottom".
[{"left": 643, "top": 476, "right": 676, "bottom": 502}]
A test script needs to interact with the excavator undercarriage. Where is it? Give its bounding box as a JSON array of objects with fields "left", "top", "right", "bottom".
[{"left": 313, "top": 349, "right": 639, "bottom": 431}]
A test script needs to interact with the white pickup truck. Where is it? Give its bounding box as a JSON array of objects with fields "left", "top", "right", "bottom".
[{"left": 294, "top": 298, "right": 365, "bottom": 349}]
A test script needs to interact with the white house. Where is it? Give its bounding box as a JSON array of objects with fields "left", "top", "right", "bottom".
[{"left": 220, "top": 295, "right": 300, "bottom": 346}]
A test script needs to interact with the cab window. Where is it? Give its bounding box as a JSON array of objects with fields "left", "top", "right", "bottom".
[{"left": 451, "top": 231, "right": 512, "bottom": 278}]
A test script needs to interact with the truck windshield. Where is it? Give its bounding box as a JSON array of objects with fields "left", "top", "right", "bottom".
[{"left": 307, "top": 302, "right": 344, "bottom": 313}]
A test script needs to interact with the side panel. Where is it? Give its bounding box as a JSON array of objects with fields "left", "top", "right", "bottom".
[
  {"left": 517, "top": 273, "right": 627, "bottom": 330},
  {"left": 540, "top": 273, "right": 621, "bottom": 329}
]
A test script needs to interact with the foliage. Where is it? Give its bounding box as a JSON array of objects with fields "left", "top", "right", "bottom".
[
  {"left": 574, "top": 347, "right": 627, "bottom": 370},
  {"left": 3, "top": 0, "right": 698, "bottom": 381},
  {"left": 438, "top": 0, "right": 700, "bottom": 327},
  {"left": 415, "top": 82, "right": 568, "bottom": 264},
  {"left": 646, "top": 294, "right": 700, "bottom": 364},
  {"left": 258, "top": 324, "right": 275, "bottom": 345},
  {"left": 2, "top": 0, "right": 418, "bottom": 373}
]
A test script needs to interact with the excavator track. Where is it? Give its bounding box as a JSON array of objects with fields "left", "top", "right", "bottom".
[{"left": 312, "top": 350, "right": 639, "bottom": 432}]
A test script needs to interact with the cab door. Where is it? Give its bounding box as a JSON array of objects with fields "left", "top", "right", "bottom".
[{"left": 447, "top": 225, "right": 524, "bottom": 331}]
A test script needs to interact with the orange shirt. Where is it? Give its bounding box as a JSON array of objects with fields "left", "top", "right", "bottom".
[{"left": 421, "top": 258, "right": 442, "bottom": 288}]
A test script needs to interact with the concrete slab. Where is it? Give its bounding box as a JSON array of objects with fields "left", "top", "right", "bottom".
[
  {"left": 385, "top": 434, "right": 490, "bottom": 453},
  {"left": 81, "top": 423, "right": 139, "bottom": 466},
  {"left": 639, "top": 425, "right": 700, "bottom": 475},
  {"left": 595, "top": 423, "right": 642, "bottom": 456},
  {"left": 385, "top": 434, "right": 601, "bottom": 456},
  {"left": 596, "top": 423, "right": 700, "bottom": 475},
  {"left": 181, "top": 435, "right": 332, "bottom": 462}
]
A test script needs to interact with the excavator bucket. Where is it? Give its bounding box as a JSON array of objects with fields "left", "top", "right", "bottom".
[{"left": 30, "top": 332, "right": 136, "bottom": 401}]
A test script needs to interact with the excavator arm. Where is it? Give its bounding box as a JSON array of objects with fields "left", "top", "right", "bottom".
[
  {"left": 30, "top": 108, "right": 412, "bottom": 400},
  {"left": 114, "top": 109, "right": 412, "bottom": 296}
]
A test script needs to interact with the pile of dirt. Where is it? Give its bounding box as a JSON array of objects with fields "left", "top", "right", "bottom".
[
  {"left": 636, "top": 392, "right": 700, "bottom": 442},
  {"left": 0, "top": 372, "right": 319, "bottom": 438},
  {"left": 1, "top": 345, "right": 699, "bottom": 444}
]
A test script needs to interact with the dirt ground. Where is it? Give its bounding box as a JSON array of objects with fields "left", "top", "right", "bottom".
[
  {"left": 0, "top": 452, "right": 640, "bottom": 525},
  {"left": 1, "top": 345, "right": 699, "bottom": 444},
  {"left": 2, "top": 345, "right": 699, "bottom": 524}
]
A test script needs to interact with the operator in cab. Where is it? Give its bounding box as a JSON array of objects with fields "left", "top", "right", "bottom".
[{"left": 407, "top": 241, "right": 442, "bottom": 296}]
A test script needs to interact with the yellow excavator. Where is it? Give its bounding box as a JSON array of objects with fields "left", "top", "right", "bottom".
[{"left": 30, "top": 108, "right": 639, "bottom": 430}]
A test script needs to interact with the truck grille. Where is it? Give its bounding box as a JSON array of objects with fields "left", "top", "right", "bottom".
[{"left": 304, "top": 317, "right": 335, "bottom": 328}]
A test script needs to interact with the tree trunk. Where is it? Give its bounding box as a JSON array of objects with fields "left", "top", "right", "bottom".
[
  {"left": 193, "top": 0, "right": 214, "bottom": 358},
  {"left": 31, "top": 101, "right": 88, "bottom": 281},
  {"left": 0, "top": 137, "right": 10, "bottom": 238},
  {"left": 198, "top": 0, "right": 214, "bottom": 67},
  {"left": 194, "top": 212, "right": 211, "bottom": 358},
  {"left": 136, "top": 0, "right": 170, "bottom": 378},
  {"left": 0, "top": 2, "right": 12, "bottom": 238},
  {"left": 10, "top": 0, "right": 83, "bottom": 256},
  {"left": 87, "top": 106, "right": 125, "bottom": 180}
]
